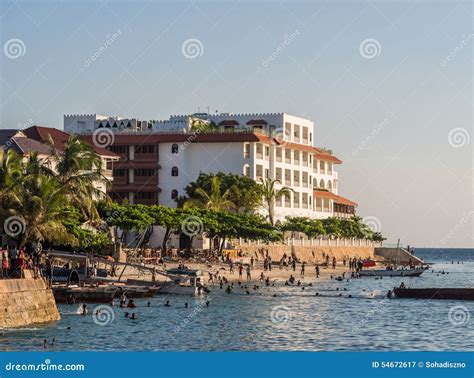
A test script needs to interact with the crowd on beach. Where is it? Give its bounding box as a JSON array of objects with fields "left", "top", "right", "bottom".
[{"left": 0, "top": 243, "right": 46, "bottom": 279}]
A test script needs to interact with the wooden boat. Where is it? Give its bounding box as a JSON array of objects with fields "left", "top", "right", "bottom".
[
  {"left": 112, "top": 285, "right": 156, "bottom": 298},
  {"left": 53, "top": 285, "right": 118, "bottom": 303},
  {"left": 394, "top": 288, "right": 474, "bottom": 300},
  {"left": 158, "top": 276, "right": 207, "bottom": 295},
  {"left": 359, "top": 266, "right": 427, "bottom": 277}
]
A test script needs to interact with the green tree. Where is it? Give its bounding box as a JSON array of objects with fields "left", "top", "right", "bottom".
[
  {"left": 182, "top": 172, "right": 263, "bottom": 213},
  {"left": 260, "top": 178, "right": 294, "bottom": 226},
  {"left": 183, "top": 176, "right": 236, "bottom": 212},
  {"left": 46, "top": 134, "right": 109, "bottom": 221}
]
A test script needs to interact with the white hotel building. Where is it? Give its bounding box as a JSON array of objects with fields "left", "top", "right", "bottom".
[{"left": 64, "top": 112, "right": 357, "bottom": 224}]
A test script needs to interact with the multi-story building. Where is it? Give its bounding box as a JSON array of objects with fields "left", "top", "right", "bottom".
[
  {"left": 1, "top": 126, "right": 119, "bottom": 195},
  {"left": 64, "top": 112, "right": 357, "bottom": 223}
]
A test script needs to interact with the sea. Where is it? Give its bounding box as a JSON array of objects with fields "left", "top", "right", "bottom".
[{"left": 1, "top": 248, "right": 473, "bottom": 351}]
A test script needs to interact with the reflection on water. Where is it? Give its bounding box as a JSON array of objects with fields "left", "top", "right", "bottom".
[{"left": 1, "top": 251, "right": 473, "bottom": 351}]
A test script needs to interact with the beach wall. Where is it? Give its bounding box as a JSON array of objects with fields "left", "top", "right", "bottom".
[
  {"left": 0, "top": 272, "right": 60, "bottom": 328},
  {"left": 238, "top": 245, "right": 376, "bottom": 263}
]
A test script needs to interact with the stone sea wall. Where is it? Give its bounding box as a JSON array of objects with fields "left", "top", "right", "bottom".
[
  {"left": 238, "top": 245, "right": 376, "bottom": 263},
  {"left": 0, "top": 273, "right": 60, "bottom": 328}
]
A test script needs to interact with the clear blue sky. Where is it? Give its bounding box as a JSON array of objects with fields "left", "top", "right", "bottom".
[{"left": 1, "top": 0, "right": 472, "bottom": 247}]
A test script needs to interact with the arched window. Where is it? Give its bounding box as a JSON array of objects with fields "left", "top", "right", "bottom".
[
  {"left": 327, "top": 180, "right": 332, "bottom": 191},
  {"left": 171, "top": 190, "right": 178, "bottom": 199},
  {"left": 171, "top": 166, "right": 179, "bottom": 177},
  {"left": 313, "top": 178, "right": 317, "bottom": 188},
  {"left": 171, "top": 144, "right": 179, "bottom": 154},
  {"left": 319, "top": 179, "right": 325, "bottom": 189}
]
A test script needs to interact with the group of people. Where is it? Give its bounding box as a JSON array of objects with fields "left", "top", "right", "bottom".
[{"left": 0, "top": 243, "right": 44, "bottom": 278}]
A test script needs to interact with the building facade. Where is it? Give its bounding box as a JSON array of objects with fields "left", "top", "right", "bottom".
[{"left": 64, "top": 112, "right": 357, "bottom": 223}]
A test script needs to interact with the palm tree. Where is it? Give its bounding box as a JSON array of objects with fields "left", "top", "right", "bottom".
[
  {"left": 260, "top": 178, "right": 294, "bottom": 226},
  {"left": 45, "top": 135, "right": 109, "bottom": 221},
  {"left": 11, "top": 171, "right": 73, "bottom": 247},
  {"left": 183, "top": 176, "right": 235, "bottom": 212}
]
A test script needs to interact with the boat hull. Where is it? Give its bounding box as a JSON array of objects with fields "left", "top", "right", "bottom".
[
  {"left": 359, "top": 268, "right": 426, "bottom": 277},
  {"left": 157, "top": 282, "right": 202, "bottom": 295},
  {"left": 394, "top": 288, "right": 474, "bottom": 300}
]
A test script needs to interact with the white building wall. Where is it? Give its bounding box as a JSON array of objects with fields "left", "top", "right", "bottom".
[{"left": 158, "top": 141, "right": 247, "bottom": 208}]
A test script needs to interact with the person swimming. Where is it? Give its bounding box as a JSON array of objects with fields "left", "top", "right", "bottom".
[
  {"left": 164, "top": 300, "right": 171, "bottom": 307},
  {"left": 81, "top": 304, "right": 88, "bottom": 316}
]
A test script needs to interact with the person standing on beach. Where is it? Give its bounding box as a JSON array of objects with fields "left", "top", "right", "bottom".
[
  {"left": 229, "top": 260, "right": 234, "bottom": 275},
  {"left": 239, "top": 265, "right": 243, "bottom": 279},
  {"left": 268, "top": 257, "right": 272, "bottom": 271},
  {"left": 246, "top": 265, "right": 251, "bottom": 281},
  {"left": 332, "top": 257, "right": 336, "bottom": 269},
  {"left": 315, "top": 264, "right": 320, "bottom": 278},
  {"left": 300, "top": 262, "right": 305, "bottom": 277},
  {"left": 292, "top": 259, "right": 296, "bottom": 272}
]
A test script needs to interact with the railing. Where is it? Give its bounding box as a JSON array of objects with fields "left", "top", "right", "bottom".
[{"left": 235, "top": 238, "right": 383, "bottom": 248}]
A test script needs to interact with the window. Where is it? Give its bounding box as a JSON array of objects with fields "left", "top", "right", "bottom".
[
  {"left": 328, "top": 180, "right": 332, "bottom": 191},
  {"left": 171, "top": 167, "right": 179, "bottom": 176},
  {"left": 135, "top": 145, "right": 155, "bottom": 154},
  {"left": 319, "top": 160, "right": 325, "bottom": 174},
  {"left": 243, "top": 164, "right": 250, "bottom": 177},
  {"left": 113, "top": 169, "right": 126, "bottom": 177},
  {"left": 243, "top": 143, "right": 251, "bottom": 158},
  {"left": 110, "top": 145, "right": 128, "bottom": 154},
  {"left": 135, "top": 169, "right": 155, "bottom": 176},
  {"left": 319, "top": 179, "right": 325, "bottom": 189},
  {"left": 265, "top": 146, "right": 270, "bottom": 158},
  {"left": 134, "top": 192, "right": 155, "bottom": 200},
  {"left": 171, "top": 190, "right": 178, "bottom": 199},
  {"left": 172, "top": 144, "right": 179, "bottom": 154}
]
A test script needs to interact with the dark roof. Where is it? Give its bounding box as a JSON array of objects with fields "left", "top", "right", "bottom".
[
  {"left": 247, "top": 119, "right": 268, "bottom": 125},
  {"left": 23, "top": 125, "right": 118, "bottom": 157},
  {"left": 0, "top": 129, "right": 20, "bottom": 147},
  {"left": 218, "top": 120, "right": 239, "bottom": 126},
  {"left": 11, "top": 137, "right": 52, "bottom": 155}
]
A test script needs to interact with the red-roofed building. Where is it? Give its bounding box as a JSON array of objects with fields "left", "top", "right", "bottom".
[{"left": 64, "top": 112, "right": 356, "bottom": 219}]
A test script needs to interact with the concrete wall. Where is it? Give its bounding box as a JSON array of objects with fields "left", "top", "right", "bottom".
[
  {"left": 0, "top": 273, "right": 60, "bottom": 328},
  {"left": 238, "top": 245, "right": 376, "bottom": 264}
]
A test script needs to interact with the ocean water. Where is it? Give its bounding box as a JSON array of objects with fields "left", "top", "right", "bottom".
[{"left": 1, "top": 248, "right": 473, "bottom": 351}]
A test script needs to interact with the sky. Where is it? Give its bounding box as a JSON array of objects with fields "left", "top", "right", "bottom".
[{"left": 0, "top": 0, "right": 472, "bottom": 248}]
